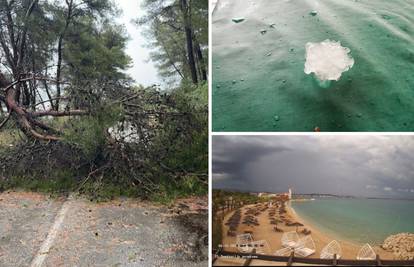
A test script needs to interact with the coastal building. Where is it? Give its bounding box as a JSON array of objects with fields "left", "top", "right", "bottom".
[
  {"left": 257, "top": 192, "right": 278, "bottom": 198},
  {"left": 255, "top": 189, "right": 292, "bottom": 201}
]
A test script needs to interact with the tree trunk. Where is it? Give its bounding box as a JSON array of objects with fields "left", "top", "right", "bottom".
[
  {"left": 157, "top": 28, "right": 185, "bottom": 79},
  {"left": 0, "top": 0, "right": 87, "bottom": 140},
  {"left": 180, "top": 0, "right": 198, "bottom": 84},
  {"left": 194, "top": 40, "right": 207, "bottom": 81},
  {"left": 55, "top": 0, "right": 73, "bottom": 111}
]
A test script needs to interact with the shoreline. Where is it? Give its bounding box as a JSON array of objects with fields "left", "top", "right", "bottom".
[
  {"left": 215, "top": 201, "right": 394, "bottom": 266},
  {"left": 289, "top": 198, "right": 410, "bottom": 247},
  {"left": 286, "top": 201, "right": 393, "bottom": 259},
  {"left": 288, "top": 201, "right": 366, "bottom": 246}
]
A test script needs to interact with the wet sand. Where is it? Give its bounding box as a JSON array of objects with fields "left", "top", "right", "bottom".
[{"left": 214, "top": 201, "right": 394, "bottom": 266}]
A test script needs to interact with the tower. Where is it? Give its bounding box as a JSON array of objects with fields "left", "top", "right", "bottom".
[{"left": 288, "top": 188, "right": 292, "bottom": 200}]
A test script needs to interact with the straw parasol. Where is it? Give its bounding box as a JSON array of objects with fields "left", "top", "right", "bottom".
[{"left": 290, "top": 222, "right": 304, "bottom": 232}]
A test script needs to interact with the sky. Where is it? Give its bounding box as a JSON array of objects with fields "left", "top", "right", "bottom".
[
  {"left": 116, "top": 0, "right": 160, "bottom": 86},
  {"left": 212, "top": 135, "right": 414, "bottom": 199}
]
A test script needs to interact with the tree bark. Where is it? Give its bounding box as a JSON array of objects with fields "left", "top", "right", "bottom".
[
  {"left": 180, "top": 0, "right": 198, "bottom": 84},
  {"left": 194, "top": 40, "right": 207, "bottom": 81},
  {"left": 0, "top": 73, "right": 88, "bottom": 141},
  {"left": 156, "top": 27, "right": 185, "bottom": 79},
  {"left": 55, "top": 0, "right": 73, "bottom": 111}
]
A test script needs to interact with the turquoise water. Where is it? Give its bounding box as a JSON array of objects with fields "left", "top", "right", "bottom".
[{"left": 291, "top": 198, "right": 414, "bottom": 245}]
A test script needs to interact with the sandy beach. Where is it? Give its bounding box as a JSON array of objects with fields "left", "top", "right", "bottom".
[{"left": 214, "top": 201, "right": 394, "bottom": 266}]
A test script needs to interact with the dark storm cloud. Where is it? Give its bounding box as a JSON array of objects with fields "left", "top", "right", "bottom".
[
  {"left": 213, "top": 136, "right": 291, "bottom": 190},
  {"left": 212, "top": 135, "right": 414, "bottom": 199},
  {"left": 213, "top": 136, "right": 290, "bottom": 174}
]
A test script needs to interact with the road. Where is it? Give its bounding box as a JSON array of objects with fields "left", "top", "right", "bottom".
[{"left": 0, "top": 191, "right": 208, "bottom": 267}]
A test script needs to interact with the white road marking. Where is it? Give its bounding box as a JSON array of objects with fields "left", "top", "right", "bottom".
[{"left": 30, "top": 195, "right": 73, "bottom": 267}]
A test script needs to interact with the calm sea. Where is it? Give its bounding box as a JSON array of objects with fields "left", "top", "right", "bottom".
[{"left": 291, "top": 198, "right": 414, "bottom": 245}]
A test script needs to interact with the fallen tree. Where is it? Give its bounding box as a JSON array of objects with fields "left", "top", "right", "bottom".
[
  {"left": 0, "top": 73, "right": 88, "bottom": 141},
  {"left": 0, "top": 80, "right": 208, "bottom": 200},
  {"left": 0, "top": 0, "right": 207, "bottom": 201}
]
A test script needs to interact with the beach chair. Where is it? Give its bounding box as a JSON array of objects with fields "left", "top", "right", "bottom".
[
  {"left": 281, "top": 231, "right": 299, "bottom": 248},
  {"left": 320, "top": 240, "right": 342, "bottom": 259},
  {"left": 294, "top": 235, "right": 316, "bottom": 257},
  {"left": 274, "top": 246, "right": 292, "bottom": 256},
  {"left": 357, "top": 243, "right": 376, "bottom": 260},
  {"left": 249, "top": 240, "right": 271, "bottom": 255},
  {"left": 236, "top": 233, "right": 253, "bottom": 253}
]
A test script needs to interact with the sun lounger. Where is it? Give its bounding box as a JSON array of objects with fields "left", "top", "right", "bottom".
[
  {"left": 357, "top": 243, "right": 376, "bottom": 260},
  {"left": 236, "top": 233, "right": 253, "bottom": 253},
  {"left": 294, "top": 235, "right": 316, "bottom": 257},
  {"left": 274, "top": 246, "right": 292, "bottom": 256},
  {"left": 227, "top": 230, "right": 236, "bottom": 237},
  {"left": 281, "top": 231, "right": 299, "bottom": 248},
  {"left": 249, "top": 240, "right": 270, "bottom": 255},
  {"left": 320, "top": 240, "right": 342, "bottom": 259}
]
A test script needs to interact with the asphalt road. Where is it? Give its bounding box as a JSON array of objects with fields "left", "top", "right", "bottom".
[{"left": 0, "top": 192, "right": 208, "bottom": 267}]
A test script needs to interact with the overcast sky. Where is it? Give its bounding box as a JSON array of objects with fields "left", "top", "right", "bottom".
[
  {"left": 117, "top": 0, "right": 160, "bottom": 86},
  {"left": 213, "top": 135, "right": 414, "bottom": 199}
]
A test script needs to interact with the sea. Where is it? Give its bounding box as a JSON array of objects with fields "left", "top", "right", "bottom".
[{"left": 291, "top": 198, "right": 414, "bottom": 245}]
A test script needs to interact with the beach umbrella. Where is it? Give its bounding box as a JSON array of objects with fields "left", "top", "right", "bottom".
[
  {"left": 244, "top": 226, "right": 254, "bottom": 237},
  {"left": 301, "top": 228, "right": 311, "bottom": 235},
  {"left": 275, "top": 218, "right": 283, "bottom": 227},
  {"left": 274, "top": 226, "right": 283, "bottom": 233},
  {"left": 271, "top": 218, "right": 283, "bottom": 227},
  {"left": 291, "top": 222, "right": 304, "bottom": 232}
]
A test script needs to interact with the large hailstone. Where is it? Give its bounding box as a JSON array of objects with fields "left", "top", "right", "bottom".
[{"left": 304, "top": 39, "right": 354, "bottom": 81}]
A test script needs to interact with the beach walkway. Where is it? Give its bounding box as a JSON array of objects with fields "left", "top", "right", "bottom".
[{"left": 0, "top": 191, "right": 208, "bottom": 267}]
